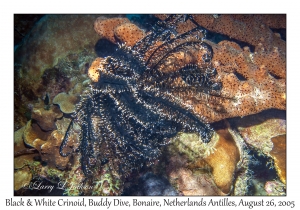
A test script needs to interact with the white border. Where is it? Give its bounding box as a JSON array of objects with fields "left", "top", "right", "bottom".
[{"left": 2, "top": 1, "right": 298, "bottom": 209}]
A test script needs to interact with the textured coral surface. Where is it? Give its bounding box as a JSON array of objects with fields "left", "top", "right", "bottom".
[
  {"left": 94, "top": 14, "right": 286, "bottom": 123},
  {"left": 270, "top": 135, "right": 286, "bottom": 184}
]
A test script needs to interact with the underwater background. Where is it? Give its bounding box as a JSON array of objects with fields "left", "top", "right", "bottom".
[{"left": 14, "top": 14, "right": 286, "bottom": 196}]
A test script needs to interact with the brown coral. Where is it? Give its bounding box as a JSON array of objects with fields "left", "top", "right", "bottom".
[
  {"left": 31, "top": 103, "right": 63, "bottom": 131},
  {"left": 207, "top": 40, "right": 286, "bottom": 121},
  {"left": 203, "top": 129, "right": 240, "bottom": 194},
  {"left": 156, "top": 37, "right": 286, "bottom": 122},
  {"left": 53, "top": 92, "right": 80, "bottom": 114},
  {"left": 91, "top": 15, "right": 286, "bottom": 123},
  {"left": 32, "top": 130, "right": 75, "bottom": 170},
  {"left": 270, "top": 134, "right": 286, "bottom": 184},
  {"left": 236, "top": 112, "right": 286, "bottom": 154},
  {"left": 14, "top": 126, "right": 39, "bottom": 169},
  {"left": 191, "top": 15, "right": 286, "bottom": 53},
  {"left": 94, "top": 17, "right": 130, "bottom": 43},
  {"left": 114, "top": 23, "right": 145, "bottom": 47},
  {"left": 14, "top": 168, "right": 32, "bottom": 191},
  {"left": 166, "top": 127, "right": 240, "bottom": 195},
  {"left": 94, "top": 17, "right": 145, "bottom": 47},
  {"left": 23, "top": 120, "right": 52, "bottom": 147},
  {"left": 22, "top": 118, "right": 79, "bottom": 170}
]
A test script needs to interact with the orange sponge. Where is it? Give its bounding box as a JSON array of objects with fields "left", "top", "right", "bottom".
[
  {"left": 88, "top": 57, "right": 104, "bottom": 82},
  {"left": 94, "top": 17, "right": 130, "bottom": 43}
]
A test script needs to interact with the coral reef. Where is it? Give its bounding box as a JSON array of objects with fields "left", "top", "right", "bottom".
[
  {"left": 114, "top": 22, "right": 146, "bottom": 47},
  {"left": 14, "top": 126, "right": 39, "bottom": 191},
  {"left": 62, "top": 14, "right": 285, "bottom": 195},
  {"left": 94, "top": 17, "right": 130, "bottom": 43},
  {"left": 203, "top": 129, "right": 240, "bottom": 193},
  {"left": 166, "top": 126, "right": 240, "bottom": 195},
  {"left": 14, "top": 167, "right": 33, "bottom": 191},
  {"left": 22, "top": 120, "right": 77, "bottom": 170},
  {"left": 88, "top": 15, "right": 286, "bottom": 124},
  {"left": 53, "top": 92, "right": 80, "bottom": 114},
  {"left": 14, "top": 116, "right": 81, "bottom": 195},
  {"left": 23, "top": 120, "right": 52, "bottom": 147},
  {"left": 15, "top": 15, "right": 101, "bottom": 88},
  {"left": 32, "top": 130, "right": 74, "bottom": 170},
  {"left": 207, "top": 40, "right": 285, "bottom": 122},
  {"left": 270, "top": 134, "right": 286, "bottom": 184},
  {"left": 14, "top": 14, "right": 286, "bottom": 196},
  {"left": 14, "top": 126, "right": 38, "bottom": 169},
  {"left": 94, "top": 17, "right": 146, "bottom": 47},
  {"left": 151, "top": 15, "right": 286, "bottom": 122},
  {"left": 191, "top": 15, "right": 286, "bottom": 53},
  {"left": 19, "top": 99, "right": 80, "bottom": 171},
  {"left": 230, "top": 110, "right": 286, "bottom": 188},
  {"left": 14, "top": 15, "right": 121, "bottom": 130},
  {"left": 31, "top": 102, "right": 63, "bottom": 131},
  {"left": 236, "top": 115, "right": 286, "bottom": 155},
  {"left": 156, "top": 15, "right": 285, "bottom": 53},
  {"left": 61, "top": 15, "right": 222, "bottom": 181}
]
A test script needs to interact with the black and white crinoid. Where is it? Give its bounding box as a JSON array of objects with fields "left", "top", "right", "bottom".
[{"left": 60, "top": 15, "right": 222, "bottom": 178}]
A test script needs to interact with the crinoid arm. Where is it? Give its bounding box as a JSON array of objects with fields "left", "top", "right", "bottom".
[{"left": 60, "top": 15, "right": 224, "bottom": 178}]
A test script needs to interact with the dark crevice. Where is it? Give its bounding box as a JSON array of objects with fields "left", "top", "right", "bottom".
[
  {"left": 205, "top": 29, "right": 256, "bottom": 53},
  {"left": 234, "top": 71, "right": 247, "bottom": 81},
  {"left": 126, "top": 14, "right": 160, "bottom": 31},
  {"left": 94, "top": 39, "right": 118, "bottom": 58},
  {"left": 268, "top": 71, "right": 283, "bottom": 80},
  {"left": 228, "top": 108, "right": 286, "bottom": 128},
  {"left": 245, "top": 148, "right": 279, "bottom": 195},
  {"left": 270, "top": 28, "right": 286, "bottom": 41}
]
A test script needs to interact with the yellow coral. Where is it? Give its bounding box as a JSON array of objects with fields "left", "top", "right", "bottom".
[
  {"left": 204, "top": 129, "right": 240, "bottom": 194},
  {"left": 87, "top": 57, "right": 104, "bottom": 82},
  {"left": 270, "top": 134, "right": 286, "bottom": 184},
  {"left": 168, "top": 128, "right": 240, "bottom": 195}
]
